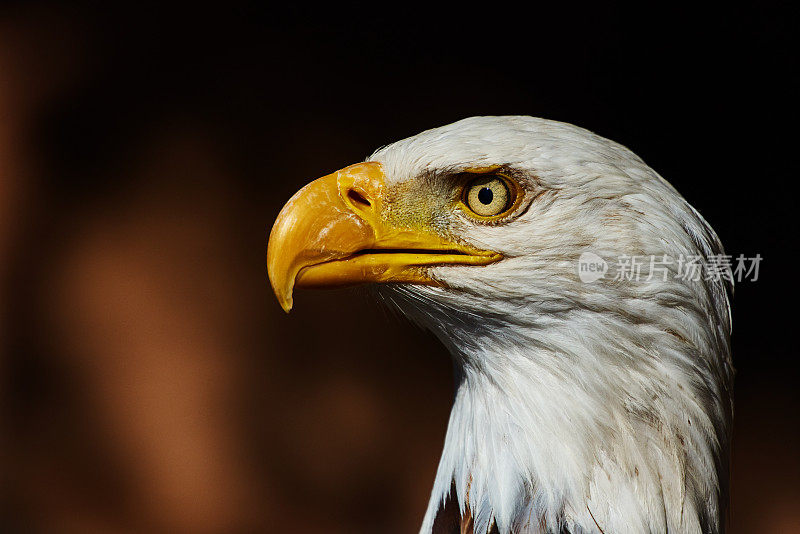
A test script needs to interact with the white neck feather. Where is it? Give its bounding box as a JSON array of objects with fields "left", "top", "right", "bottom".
[{"left": 381, "top": 282, "right": 730, "bottom": 534}]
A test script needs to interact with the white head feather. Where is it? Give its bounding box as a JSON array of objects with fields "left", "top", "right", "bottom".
[{"left": 368, "top": 117, "right": 733, "bottom": 534}]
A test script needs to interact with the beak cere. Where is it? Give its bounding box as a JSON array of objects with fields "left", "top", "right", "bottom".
[{"left": 266, "top": 161, "right": 502, "bottom": 312}]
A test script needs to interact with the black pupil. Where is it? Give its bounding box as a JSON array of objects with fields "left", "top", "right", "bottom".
[{"left": 478, "top": 187, "right": 493, "bottom": 205}]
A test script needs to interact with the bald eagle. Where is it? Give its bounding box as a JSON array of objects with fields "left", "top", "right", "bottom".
[{"left": 267, "top": 117, "right": 733, "bottom": 534}]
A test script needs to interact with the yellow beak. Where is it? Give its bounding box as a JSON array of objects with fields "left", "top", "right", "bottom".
[{"left": 266, "top": 162, "right": 502, "bottom": 312}]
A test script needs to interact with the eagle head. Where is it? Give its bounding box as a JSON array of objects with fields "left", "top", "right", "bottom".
[{"left": 267, "top": 116, "right": 733, "bottom": 534}]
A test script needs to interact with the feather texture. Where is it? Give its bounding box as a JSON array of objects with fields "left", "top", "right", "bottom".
[{"left": 369, "top": 117, "right": 733, "bottom": 534}]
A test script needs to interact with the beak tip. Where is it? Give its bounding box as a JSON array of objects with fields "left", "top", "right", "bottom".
[
  {"left": 269, "top": 276, "right": 295, "bottom": 313},
  {"left": 267, "top": 244, "right": 295, "bottom": 313},
  {"left": 267, "top": 264, "right": 295, "bottom": 314}
]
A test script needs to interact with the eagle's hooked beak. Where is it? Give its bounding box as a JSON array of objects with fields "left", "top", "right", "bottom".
[{"left": 267, "top": 162, "right": 501, "bottom": 312}]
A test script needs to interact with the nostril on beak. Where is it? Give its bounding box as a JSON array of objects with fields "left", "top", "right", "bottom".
[{"left": 347, "top": 189, "right": 371, "bottom": 207}]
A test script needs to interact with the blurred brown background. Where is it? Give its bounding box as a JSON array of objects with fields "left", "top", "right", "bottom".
[{"left": 1, "top": 3, "right": 797, "bottom": 533}]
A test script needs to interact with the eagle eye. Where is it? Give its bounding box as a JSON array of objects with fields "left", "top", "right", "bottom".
[{"left": 463, "top": 174, "right": 513, "bottom": 218}]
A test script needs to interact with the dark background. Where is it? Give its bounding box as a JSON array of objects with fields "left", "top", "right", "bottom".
[{"left": 1, "top": 3, "right": 797, "bottom": 533}]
